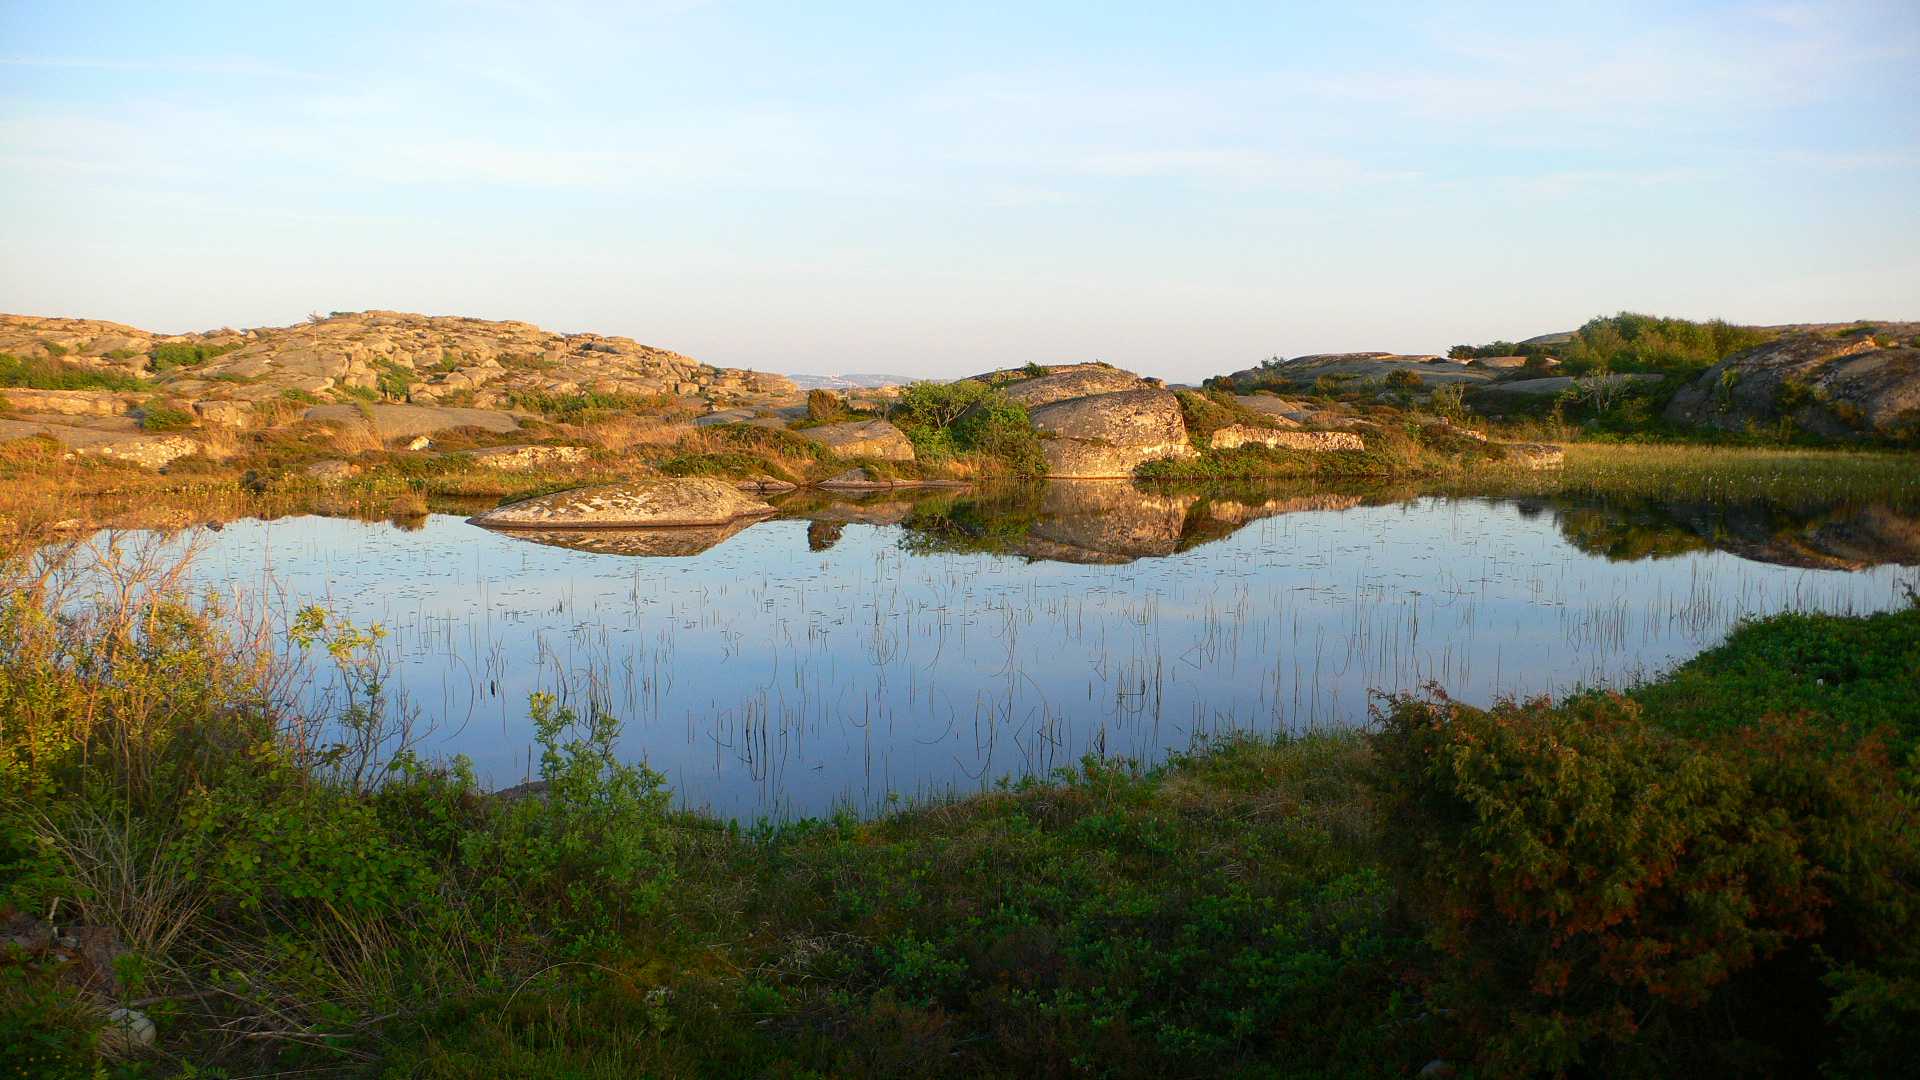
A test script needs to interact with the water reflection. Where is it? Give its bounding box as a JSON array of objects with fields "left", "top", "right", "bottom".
[
  {"left": 748, "top": 481, "right": 1920, "bottom": 573},
  {"left": 101, "top": 480, "right": 1919, "bottom": 819}
]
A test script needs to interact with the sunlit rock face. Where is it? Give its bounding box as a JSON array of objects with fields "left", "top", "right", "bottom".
[
  {"left": 0, "top": 308, "right": 799, "bottom": 420},
  {"left": 1029, "top": 389, "right": 1198, "bottom": 478},
  {"left": 996, "top": 366, "right": 1150, "bottom": 408},
  {"left": 796, "top": 419, "right": 917, "bottom": 462},
  {"left": 1665, "top": 326, "right": 1920, "bottom": 440},
  {"left": 469, "top": 478, "right": 772, "bottom": 529}
]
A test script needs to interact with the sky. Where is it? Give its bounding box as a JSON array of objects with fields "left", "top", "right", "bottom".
[{"left": 2, "top": 1, "right": 1916, "bottom": 382}]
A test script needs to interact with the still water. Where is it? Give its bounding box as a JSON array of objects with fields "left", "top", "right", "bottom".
[{"left": 100, "top": 483, "right": 1920, "bottom": 819}]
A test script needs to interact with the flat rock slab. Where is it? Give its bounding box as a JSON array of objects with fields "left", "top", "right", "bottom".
[
  {"left": 0, "top": 417, "right": 200, "bottom": 468},
  {"left": 304, "top": 403, "right": 521, "bottom": 439},
  {"left": 1209, "top": 426, "right": 1363, "bottom": 452},
  {"left": 796, "top": 419, "right": 916, "bottom": 462},
  {"left": 0, "top": 389, "right": 142, "bottom": 417},
  {"left": 1500, "top": 443, "right": 1565, "bottom": 469},
  {"left": 454, "top": 445, "right": 592, "bottom": 470},
  {"left": 694, "top": 408, "right": 759, "bottom": 427},
  {"left": 816, "top": 467, "right": 970, "bottom": 491},
  {"left": 737, "top": 476, "right": 799, "bottom": 494},
  {"left": 470, "top": 478, "right": 772, "bottom": 529}
]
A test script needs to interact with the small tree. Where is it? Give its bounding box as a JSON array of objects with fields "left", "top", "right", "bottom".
[{"left": 806, "top": 388, "right": 847, "bottom": 423}]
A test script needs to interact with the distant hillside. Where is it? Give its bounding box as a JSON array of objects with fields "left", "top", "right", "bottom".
[
  {"left": 0, "top": 310, "right": 796, "bottom": 410},
  {"left": 787, "top": 372, "right": 918, "bottom": 390}
]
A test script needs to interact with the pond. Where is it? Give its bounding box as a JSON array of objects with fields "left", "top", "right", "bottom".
[{"left": 82, "top": 482, "right": 1920, "bottom": 819}]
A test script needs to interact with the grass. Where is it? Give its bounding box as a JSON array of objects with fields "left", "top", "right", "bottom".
[
  {"left": 1629, "top": 605, "right": 1920, "bottom": 752},
  {"left": 1552, "top": 442, "right": 1920, "bottom": 501},
  {"left": 0, "top": 353, "right": 150, "bottom": 393},
  {"left": 1136, "top": 422, "right": 1513, "bottom": 481}
]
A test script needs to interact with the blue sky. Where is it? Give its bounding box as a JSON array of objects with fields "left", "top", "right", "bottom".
[{"left": 2, "top": 1, "right": 1916, "bottom": 380}]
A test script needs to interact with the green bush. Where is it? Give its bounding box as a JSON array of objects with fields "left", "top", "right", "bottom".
[
  {"left": 1559, "top": 313, "right": 1775, "bottom": 376},
  {"left": 890, "top": 381, "right": 1044, "bottom": 475},
  {"left": 138, "top": 403, "right": 195, "bottom": 431},
  {"left": 1372, "top": 675, "right": 1920, "bottom": 1076},
  {"left": 148, "top": 341, "right": 241, "bottom": 371},
  {"left": 0, "top": 353, "right": 148, "bottom": 392},
  {"left": 0, "top": 557, "right": 680, "bottom": 1071},
  {"left": 374, "top": 358, "right": 416, "bottom": 402},
  {"left": 506, "top": 389, "right": 675, "bottom": 423},
  {"left": 805, "top": 388, "right": 848, "bottom": 422},
  {"left": 1384, "top": 369, "right": 1423, "bottom": 390}
]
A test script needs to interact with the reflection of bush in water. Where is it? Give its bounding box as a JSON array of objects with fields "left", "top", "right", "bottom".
[
  {"left": 1556, "top": 506, "right": 1715, "bottom": 561},
  {"left": 898, "top": 487, "right": 1045, "bottom": 555}
]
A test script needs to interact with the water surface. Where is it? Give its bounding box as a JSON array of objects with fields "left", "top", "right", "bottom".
[{"left": 100, "top": 483, "right": 1920, "bottom": 818}]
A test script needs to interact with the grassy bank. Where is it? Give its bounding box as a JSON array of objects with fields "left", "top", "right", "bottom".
[{"left": 2, "top": 532, "right": 1916, "bottom": 1078}]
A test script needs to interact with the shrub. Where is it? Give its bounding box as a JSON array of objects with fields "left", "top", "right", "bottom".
[
  {"left": 0, "top": 353, "right": 149, "bottom": 392},
  {"left": 1384, "top": 369, "right": 1423, "bottom": 390},
  {"left": 1630, "top": 606, "right": 1920, "bottom": 754},
  {"left": 891, "top": 381, "right": 1044, "bottom": 475},
  {"left": 374, "top": 358, "right": 416, "bottom": 402},
  {"left": 138, "top": 403, "right": 195, "bottom": 432},
  {"left": 506, "top": 389, "right": 676, "bottom": 423},
  {"left": 806, "top": 388, "right": 848, "bottom": 423},
  {"left": 148, "top": 341, "right": 241, "bottom": 371},
  {"left": 1372, "top": 682, "right": 1920, "bottom": 1076}
]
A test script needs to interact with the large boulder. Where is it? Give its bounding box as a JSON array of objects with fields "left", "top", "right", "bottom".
[
  {"left": 993, "top": 366, "right": 1148, "bottom": 408},
  {"left": 469, "top": 478, "right": 772, "bottom": 529},
  {"left": 1664, "top": 327, "right": 1920, "bottom": 439},
  {"left": 796, "top": 419, "right": 916, "bottom": 462},
  {"left": 0, "top": 389, "right": 139, "bottom": 417},
  {"left": 1028, "top": 388, "right": 1197, "bottom": 478}
]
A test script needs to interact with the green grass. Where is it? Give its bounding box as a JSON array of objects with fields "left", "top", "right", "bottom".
[
  {"left": 1630, "top": 604, "right": 1920, "bottom": 753},
  {"left": 137, "top": 403, "right": 195, "bottom": 432},
  {"left": 0, "top": 353, "right": 149, "bottom": 392},
  {"left": 147, "top": 341, "right": 242, "bottom": 372}
]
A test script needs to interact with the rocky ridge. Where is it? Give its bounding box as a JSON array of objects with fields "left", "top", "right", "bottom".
[
  {"left": 1664, "top": 325, "right": 1920, "bottom": 440},
  {"left": 0, "top": 310, "right": 796, "bottom": 415}
]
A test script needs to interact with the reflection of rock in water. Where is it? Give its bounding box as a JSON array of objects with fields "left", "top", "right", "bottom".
[
  {"left": 1202, "top": 493, "right": 1362, "bottom": 526},
  {"left": 1018, "top": 481, "right": 1197, "bottom": 562},
  {"left": 881, "top": 481, "right": 1390, "bottom": 564},
  {"left": 486, "top": 517, "right": 760, "bottom": 557},
  {"left": 807, "top": 520, "right": 844, "bottom": 552},
  {"left": 1552, "top": 496, "right": 1920, "bottom": 571},
  {"left": 1807, "top": 505, "right": 1920, "bottom": 568}
]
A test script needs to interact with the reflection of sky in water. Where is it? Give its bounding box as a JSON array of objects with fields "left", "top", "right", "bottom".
[{"left": 150, "top": 499, "right": 1917, "bottom": 819}]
